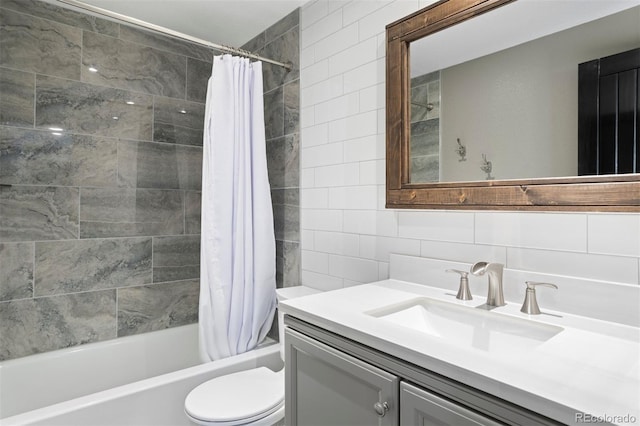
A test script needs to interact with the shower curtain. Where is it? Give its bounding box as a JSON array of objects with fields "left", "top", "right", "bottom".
[{"left": 199, "top": 55, "right": 276, "bottom": 361}]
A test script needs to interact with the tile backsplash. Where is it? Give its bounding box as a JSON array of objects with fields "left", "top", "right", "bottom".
[
  {"left": 298, "top": 0, "right": 640, "bottom": 325},
  {"left": 0, "top": 0, "right": 300, "bottom": 360}
]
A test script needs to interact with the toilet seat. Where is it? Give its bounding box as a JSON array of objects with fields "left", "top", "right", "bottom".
[{"left": 185, "top": 367, "right": 284, "bottom": 426}]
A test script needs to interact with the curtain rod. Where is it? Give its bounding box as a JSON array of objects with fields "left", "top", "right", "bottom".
[{"left": 57, "top": 0, "right": 292, "bottom": 71}]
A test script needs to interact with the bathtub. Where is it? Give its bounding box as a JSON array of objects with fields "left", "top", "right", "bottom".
[{"left": 0, "top": 324, "right": 282, "bottom": 426}]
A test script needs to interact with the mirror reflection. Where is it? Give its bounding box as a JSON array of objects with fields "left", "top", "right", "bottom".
[{"left": 409, "top": 2, "right": 640, "bottom": 183}]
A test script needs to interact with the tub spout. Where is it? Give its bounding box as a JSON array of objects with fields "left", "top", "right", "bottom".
[{"left": 470, "top": 262, "right": 505, "bottom": 307}]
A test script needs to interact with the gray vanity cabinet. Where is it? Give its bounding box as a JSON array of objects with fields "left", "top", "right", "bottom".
[
  {"left": 285, "top": 328, "right": 399, "bottom": 425},
  {"left": 285, "top": 328, "right": 503, "bottom": 426},
  {"left": 400, "top": 382, "right": 502, "bottom": 426},
  {"left": 284, "top": 317, "right": 562, "bottom": 426}
]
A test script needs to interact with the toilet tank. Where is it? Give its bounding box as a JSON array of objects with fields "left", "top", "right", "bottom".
[{"left": 275, "top": 286, "right": 321, "bottom": 359}]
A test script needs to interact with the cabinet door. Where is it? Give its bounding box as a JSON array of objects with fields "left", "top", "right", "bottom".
[
  {"left": 285, "top": 328, "right": 398, "bottom": 426},
  {"left": 400, "top": 382, "right": 503, "bottom": 426}
]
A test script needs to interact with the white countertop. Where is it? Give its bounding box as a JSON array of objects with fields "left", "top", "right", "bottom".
[{"left": 279, "top": 280, "right": 640, "bottom": 426}]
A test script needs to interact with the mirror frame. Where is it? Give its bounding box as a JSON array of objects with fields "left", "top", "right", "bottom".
[{"left": 386, "top": 0, "right": 640, "bottom": 211}]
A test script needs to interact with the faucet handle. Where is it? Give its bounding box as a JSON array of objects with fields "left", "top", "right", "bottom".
[
  {"left": 446, "top": 269, "right": 472, "bottom": 301},
  {"left": 520, "top": 281, "right": 558, "bottom": 315}
]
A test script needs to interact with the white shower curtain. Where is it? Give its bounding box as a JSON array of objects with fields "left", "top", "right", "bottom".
[{"left": 199, "top": 55, "right": 276, "bottom": 361}]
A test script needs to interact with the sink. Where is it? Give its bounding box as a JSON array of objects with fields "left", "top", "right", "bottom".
[{"left": 367, "top": 297, "right": 563, "bottom": 352}]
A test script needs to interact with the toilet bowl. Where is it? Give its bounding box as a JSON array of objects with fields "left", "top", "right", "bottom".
[{"left": 185, "top": 286, "right": 320, "bottom": 426}]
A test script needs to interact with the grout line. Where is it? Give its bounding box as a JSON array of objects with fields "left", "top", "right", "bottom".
[{"left": 31, "top": 241, "right": 36, "bottom": 299}]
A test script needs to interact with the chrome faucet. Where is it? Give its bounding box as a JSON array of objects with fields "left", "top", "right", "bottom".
[{"left": 470, "top": 262, "right": 505, "bottom": 307}]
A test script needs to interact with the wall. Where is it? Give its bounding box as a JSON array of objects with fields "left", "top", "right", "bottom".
[
  {"left": 409, "top": 71, "right": 440, "bottom": 183},
  {"left": 242, "top": 9, "right": 301, "bottom": 292},
  {"left": 298, "top": 0, "right": 639, "bottom": 322},
  {"left": 439, "top": 6, "right": 639, "bottom": 181},
  {"left": 0, "top": 0, "right": 300, "bottom": 361}
]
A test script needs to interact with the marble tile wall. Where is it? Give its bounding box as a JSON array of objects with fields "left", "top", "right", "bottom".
[
  {"left": 410, "top": 71, "right": 440, "bottom": 182},
  {"left": 243, "top": 9, "right": 301, "bottom": 291},
  {"left": 0, "top": 0, "right": 300, "bottom": 360}
]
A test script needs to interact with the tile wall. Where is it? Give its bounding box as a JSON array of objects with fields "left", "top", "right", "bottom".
[
  {"left": 410, "top": 71, "right": 440, "bottom": 182},
  {"left": 0, "top": 0, "right": 300, "bottom": 360},
  {"left": 298, "top": 0, "right": 640, "bottom": 319},
  {"left": 242, "top": 9, "right": 302, "bottom": 291}
]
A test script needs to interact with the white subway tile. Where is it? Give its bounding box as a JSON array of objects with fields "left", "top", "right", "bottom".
[
  {"left": 359, "top": 235, "right": 376, "bottom": 259},
  {"left": 359, "top": 83, "right": 385, "bottom": 112},
  {"left": 398, "top": 211, "right": 474, "bottom": 243},
  {"left": 301, "top": 142, "right": 343, "bottom": 168},
  {"left": 301, "top": 208, "right": 343, "bottom": 232},
  {"left": 301, "top": 1, "right": 328, "bottom": 30},
  {"left": 301, "top": 123, "right": 328, "bottom": 148},
  {"left": 302, "top": 8, "right": 342, "bottom": 48},
  {"left": 301, "top": 250, "right": 329, "bottom": 273},
  {"left": 588, "top": 214, "right": 640, "bottom": 257},
  {"left": 343, "top": 210, "right": 377, "bottom": 234},
  {"left": 314, "top": 231, "right": 360, "bottom": 257},
  {"left": 507, "top": 247, "right": 638, "bottom": 285},
  {"left": 359, "top": 159, "right": 384, "bottom": 185},
  {"left": 475, "top": 212, "right": 587, "bottom": 252},
  {"left": 376, "top": 32, "right": 386, "bottom": 58},
  {"left": 301, "top": 270, "right": 344, "bottom": 291},
  {"left": 301, "top": 188, "right": 329, "bottom": 209},
  {"left": 370, "top": 236, "right": 421, "bottom": 262},
  {"left": 301, "top": 60, "right": 329, "bottom": 87},
  {"left": 376, "top": 210, "right": 399, "bottom": 237},
  {"left": 328, "top": 37, "right": 378, "bottom": 76},
  {"left": 377, "top": 185, "right": 386, "bottom": 210},
  {"left": 358, "top": 0, "right": 419, "bottom": 41},
  {"left": 300, "top": 45, "right": 315, "bottom": 68},
  {"left": 301, "top": 229, "right": 314, "bottom": 251},
  {"left": 420, "top": 241, "right": 507, "bottom": 264},
  {"left": 314, "top": 163, "right": 360, "bottom": 187},
  {"left": 301, "top": 168, "right": 315, "bottom": 188},
  {"left": 343, "top": 135, "right": 379, "bottom": 162},
  {"left": 378, "top": 261, "right": 389, "bottom": 280},
  {"left": 343, "top": 279, "right": 364, "bottom": 287},
  {"left": 301, "top": 75, "right": 343, "bottom": 108},
  {"left": 329, "top": 254, "right": 379, "bottom": 282},
  {"left": 328, "top": 185, "right": 378, "bottom": 210},
  {"left": 315, "top": 92, "right": 360, "bottom": 124},
  {"left": 301, "top": 106, "right": 315, "bottom": 129},
  {"left": 377, "top": 108, "right": 385, "bottom": 135},
  {"left": 419, "top": 0, "right": 441, "bottom": 8},
  {"left": 314, "top": 22, "right": 359, "bottom": 61},
  {"left": 328, "top": 110, "right": 377, "bottom": 143},
  {"left": 343, "top": 1, "right": 390, "bottom": 26},
  {"left": 328, "top": 1, "right": 348, "bottom": 13},
  {"left": 344, "top": 58, "right": 384, "bottom": 94}
]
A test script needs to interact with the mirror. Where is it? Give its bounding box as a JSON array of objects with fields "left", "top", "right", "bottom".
[
  {"left": 408, "top": 1, "right": 640, "bottom": 183},
  {"left": 386, "top": 0, "right": 640, "bottom": 210}
]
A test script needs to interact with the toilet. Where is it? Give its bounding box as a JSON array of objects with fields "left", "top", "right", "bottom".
[{"left": 184, "top": 286, "right": 320, "bottom": 426}]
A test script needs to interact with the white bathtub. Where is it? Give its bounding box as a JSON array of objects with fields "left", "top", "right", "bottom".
[{"left": 0, "top": 324, "right": 282, "bottom": 426}]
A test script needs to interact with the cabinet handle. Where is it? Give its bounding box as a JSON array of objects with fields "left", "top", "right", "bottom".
[{"left": 373, "top": 401, "right": 389, "bottom": 417}]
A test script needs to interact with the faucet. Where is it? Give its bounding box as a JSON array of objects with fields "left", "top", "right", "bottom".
[{"left": 470, "top": 262, "right": 505, "bottom": 307}]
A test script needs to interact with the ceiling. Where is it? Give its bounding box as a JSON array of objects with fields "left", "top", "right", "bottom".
[{"left": 53, "top": 0, "right": 305, "bottom": 47}]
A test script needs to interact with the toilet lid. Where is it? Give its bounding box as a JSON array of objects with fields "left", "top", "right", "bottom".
[{"left": 185, "top": 367, "right": 284, "bottom": 424}]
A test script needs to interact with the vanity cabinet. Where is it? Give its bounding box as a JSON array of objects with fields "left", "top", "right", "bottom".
[
  {"left": 285, "top": 327, "right": 503, "bottom": 426},
  {"left": 284, "top": 317, "right": 562, "bottom": 426}
]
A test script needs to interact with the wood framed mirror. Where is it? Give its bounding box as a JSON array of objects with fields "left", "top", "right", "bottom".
[{"left": 386, "top": 0, "right": 640, "bottom": 211}]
